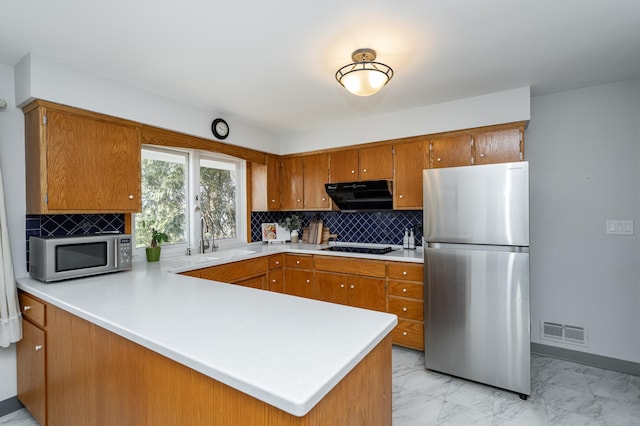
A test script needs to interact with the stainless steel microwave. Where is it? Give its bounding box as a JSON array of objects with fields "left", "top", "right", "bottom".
[{"left": 29, "top": 234, "right": 132, "bottom": 282}]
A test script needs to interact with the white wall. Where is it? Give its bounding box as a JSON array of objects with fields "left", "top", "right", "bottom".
[
  {"left": 280, "top": 87, "right": 531, "bottom": 154},
  {"left": 526, "top": 79, "right": 640, "bottom": 363},
  {"left": 0, "top": 64, "right": 26, "bottom": 401},
  {"left": 14, "top": 54, "right": 281, "bottom": 155}
]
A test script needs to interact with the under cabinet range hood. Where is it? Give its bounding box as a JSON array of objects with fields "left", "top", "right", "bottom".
[{"left": 325, "top": 180, "right": 393, "bottom": 211}]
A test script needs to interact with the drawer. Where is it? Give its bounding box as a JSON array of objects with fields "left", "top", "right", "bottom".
[
  {"left": 285, "top": 253, "right": 314, "bottom": 269},
  {"left": 18, "top": 292, "right": 46, "bottom": 327},
  {"left": 387, "top": 262, "right": 423, "bottom": 281},
  {"left": 392, "top": 319, "right": 424, "bottom": 350},
  {"left": 314, "top": 255, "right": 386, "bottom": 278},
  {"left": 388, "top": 279, "right": 423, "bottom": 299},
  {"left": 269, "top": 254, "right": 284, "bottom": 270},
  {"left": 388, "top": 296, "right": 424, "bottom": 321}
]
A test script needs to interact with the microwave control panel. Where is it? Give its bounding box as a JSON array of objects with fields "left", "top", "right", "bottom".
[{"left": 119, "top": 237, "right": 133, "bottom": 268}]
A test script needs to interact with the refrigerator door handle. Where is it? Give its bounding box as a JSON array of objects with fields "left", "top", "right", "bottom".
[{"left": 427, "top": 242, "right": 529, "bottom": 253}]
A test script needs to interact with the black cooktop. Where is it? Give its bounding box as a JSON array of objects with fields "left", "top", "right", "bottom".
[{"left": 321, "top": 246, "right": 396, "bottom": 255}]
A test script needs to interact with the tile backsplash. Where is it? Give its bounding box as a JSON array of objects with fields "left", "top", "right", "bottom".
[{"left": 251, "top": 210, "right": 423, "bottom": 246}]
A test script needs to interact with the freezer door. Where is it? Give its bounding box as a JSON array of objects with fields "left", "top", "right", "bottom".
[
  {"left": 423, "top": 161, "right": 529, "bottom": 246},
  {"left": 425, "top": 243, "right": 530, "bottom": 395}
]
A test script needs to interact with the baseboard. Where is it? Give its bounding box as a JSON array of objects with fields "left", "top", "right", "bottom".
[
  {"left": 0, "top": 396, "right": 24, "bottom": 417},
  {"left": 531, "top": 342, "right": 640, "bottom": 376}
]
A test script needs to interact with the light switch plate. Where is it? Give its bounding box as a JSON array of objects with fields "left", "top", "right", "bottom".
[{"left": 606, "top": 220, "right": 634, "bottom": 235}]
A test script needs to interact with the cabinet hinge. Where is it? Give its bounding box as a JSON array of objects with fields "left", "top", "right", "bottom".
[
  {"left": 520, "top": 152, "right": 523, "bottom": 161},
  {"left": 470, "top": 137, "right": 474, "bottom": 147},
  {"left": 392, "top": 147, "right": 395, "bottom": 155},
  {"left": 519, "top": 131, "right": 523, "bottom": 142},
  {"left": 43, "top": 114, "right": 47, "bottom": 125},
  {"left": 44, "top": 194, "right": 48, "bottom": 204}
]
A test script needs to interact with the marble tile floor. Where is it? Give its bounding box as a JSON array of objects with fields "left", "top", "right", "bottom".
[{"left": 2, "top": 346, "right": 639, "bottom": 426}]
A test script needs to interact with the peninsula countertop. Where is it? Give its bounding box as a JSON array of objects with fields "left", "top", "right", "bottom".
[{"left": 17, "top": 242, "right": 404, "bottom": 417}]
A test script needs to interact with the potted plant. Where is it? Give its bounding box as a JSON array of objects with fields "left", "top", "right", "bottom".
[
  {"left": 278, "top": 214, "right": 303, "bottom": 243},
  {"left": 145, "top": 227, "right": 169, "bottom": 262}
]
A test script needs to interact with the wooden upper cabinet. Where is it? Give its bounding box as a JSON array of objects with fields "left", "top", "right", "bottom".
[
  {"left": 303, "top": 153, "right": 330, "bottom": 210},
  {"left": 329, "top": 149, "right": 359, "bottom": 182},
  {"left": 430, "top": 135, "right": 472, "bottom": 169},
  {"left": 473, "top": 128, "right": 523, "bottom": 165},
  {"left": 359, "top": 145, "right": 393, "bottom": 180},
  {"left": 24, "top": 102, "right": 141, "bottom": 213},
  {"left": 330, "top": 145, "right": 392, "bottom": 182},
  {"left": 266, "top": 155, "right": 282, "bottom": 210},
  {"left": 280, "top": 156, "right": 304, "bottom": 210},
  {"left": 393, "top": 139, "right": 429, "bottom": 209}
]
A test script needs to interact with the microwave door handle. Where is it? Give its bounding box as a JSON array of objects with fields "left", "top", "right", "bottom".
[{"left": 114, "top": 240, "right": 118, "bottom": 269}]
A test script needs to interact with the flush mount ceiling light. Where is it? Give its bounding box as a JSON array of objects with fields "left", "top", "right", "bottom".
[{"left": 335, "top": 48, "right": 394, "bottom": 97}]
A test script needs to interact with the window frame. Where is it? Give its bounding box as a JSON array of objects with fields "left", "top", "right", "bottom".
[{"left": 134, "top": 145, "right": 247, "bottom": 260}]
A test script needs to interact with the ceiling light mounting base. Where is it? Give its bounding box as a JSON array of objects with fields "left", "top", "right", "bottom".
[{"left": 351, "top": 48, "right": 377, "bottom": 62}]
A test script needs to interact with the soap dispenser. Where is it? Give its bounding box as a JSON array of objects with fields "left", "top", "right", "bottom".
[
  {"left": 408, "top": 229, "right": 416, "bottom": 250},
  {"left": 403, "top": 229, "right": 409, "bottom": 249}
]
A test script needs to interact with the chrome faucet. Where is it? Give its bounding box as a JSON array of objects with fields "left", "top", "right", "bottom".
[{"left": 199, "top": 216, "right": 209, "bottom": 253}]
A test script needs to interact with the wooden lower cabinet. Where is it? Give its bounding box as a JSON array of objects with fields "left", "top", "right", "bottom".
[
  {"left": 188, "top": 257, "right": 269, "bottom": 290},
  {"left": 17, "top": 320, "right": 46, "bottom": 426},
  {"left": 18, "top": 293, "right": 392, "bottom": 426},
  {"left": 315, "top": 272, "right": 386, "bottom": 311},
  {"left": 386, "top": 262, "right": 425, "bottom": 350}
]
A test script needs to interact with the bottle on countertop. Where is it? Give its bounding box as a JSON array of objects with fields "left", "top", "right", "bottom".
[
  {"left": 403, "top": 228, "right": 409, "bottom": 249},
  {"left": 408, "top": 229, "right": 416, "bottom": 250}
]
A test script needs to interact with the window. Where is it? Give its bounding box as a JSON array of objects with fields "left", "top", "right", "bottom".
[{"left": 135, "top": 146, "right": 246, "bottom": 257}]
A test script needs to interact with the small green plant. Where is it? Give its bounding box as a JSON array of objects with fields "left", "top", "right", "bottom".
[
  {"left": 149, "top": 228, "right": 169, "bottom": 248},
  {"left": 278, "top": 214, "right": 303, "bottom": 232}
]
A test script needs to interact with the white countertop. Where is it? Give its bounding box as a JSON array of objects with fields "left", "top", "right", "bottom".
[{"left": 16, "top": 242, "right": 411, "bottom": 416}]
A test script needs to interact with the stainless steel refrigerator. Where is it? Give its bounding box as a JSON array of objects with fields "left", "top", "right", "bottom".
[{"left": 423, "top": 161, "right": 530, "bottom": 398}]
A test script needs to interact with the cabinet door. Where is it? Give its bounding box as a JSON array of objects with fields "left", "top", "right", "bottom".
[
  {"left": 474, "top": 128, "right": 522, "bottom": 165},
  {"left": 329, "top": 149, "right": 359, "bottom": 182},
  {"left": 46, "top": 109, "right": 141, "bottom": 212},
  {"left": 303, "top": 153, "right": 330, "bottom": 210},
  {"left": 349, "top": 276, "right": 386, "bottom": 311},
  {"left": 17, "top": 320, "right": 46, "bottom": 426},
  {"left": 284, "top": 268, "right": 314, "bottom": 298},
  {"left": 359, "top": 145, "right": 393, "bottom": 180},
  {"left": 268, "top": 269, "right": 284, "bottom": 293},
  {"left": 280, "top": 157, "right": 304, "bottom": 210},
  {"left": 266, "top": 155, "right": 282, "bottom": 210},
  {"left": 233, "top": 274, "right": 267, "bottom": 290},
  {"left": 430, "top": 135, "right": 472, "bottom": 168},
  {"left": 315, "top": 272, "right": 349, "bottom": 305},
  {"left": 393, "top": 140, "right": 429, "bottom": 209}
]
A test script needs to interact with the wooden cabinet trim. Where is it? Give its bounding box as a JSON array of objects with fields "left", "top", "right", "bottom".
[
  {"left": 315, "top": 255, "right": 386, "bottom": 278},
  {"left": 18, "top": 292, "right": 46, "bottom": 327}
]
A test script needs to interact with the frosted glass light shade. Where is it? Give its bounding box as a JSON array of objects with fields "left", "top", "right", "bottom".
[{"left": 335, "top": 49, "right": 393, "bottom": 97}]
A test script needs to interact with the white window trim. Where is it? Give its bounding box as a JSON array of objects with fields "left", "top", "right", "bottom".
[{"left": 133, "top": 145, "right": 247, "bottom": 260}]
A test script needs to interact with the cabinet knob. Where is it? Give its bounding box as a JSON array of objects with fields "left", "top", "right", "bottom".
[
  {"left": 351, "top": 170, "right": 355, "bottom": 174},
  {"left": 322, "top": 197, "right": 326, "bottom": 201},
  {"left": 437, "top": 157, "right": 442, "bottom": 162},
  {"left": 402, "top": 307, "right": 408, "bottom": 312},
  {"left": 403, "top": 331, "right": 408, "bottom": 336},
  {"left": 297, "top": 199, "right": 301, "bottom": 203},
  {"left": 402, "top": 271, "right": 407, "bottom": 275},
  {"left": 272, "top": 279, "right": 276, "bottom": 283},
  {"left": 271, "top": 199, "right": 276, "bottom": 203},
  {"left": 340, "top": 284, "right": 345, "bottom": 288},
  {"left": 35, "top": 345, "right": 42, "bottom": 351},
  {"left": 129, "top": 194, "right": 134, "bottom": 199},
  {"left": 23, "top": 305, "right": 31, "bottom": 311},
  {"left": 399, "top": 194, "right": 404, "bottom": 199},
  {"left": 296, "top": 260, "right": 300, "bottom": 264},
  {"left": 350, "top": 284, "right": 355, "bottom": 289},
  {"left": 480, "top": 153, "right": 485, "bottom": 158},
  {"left": 402, "top": 288, "right": 407, "bottom": 293},
  {"left": 363, "top": 168, "right": 367, "bottom": 173},
  {"left": 275, "top": 261, "right": 280, "bottom": 265},
  {"left": 306, "top": 279, "right": 310, "bottom": 283}
]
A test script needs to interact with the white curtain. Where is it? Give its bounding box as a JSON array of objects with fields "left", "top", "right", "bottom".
[{"left": 0, "top": 162, "right": 21, "bottom": 348}]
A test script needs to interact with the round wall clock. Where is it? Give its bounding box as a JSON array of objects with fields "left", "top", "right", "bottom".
[{"left": 211, "top": 118, "right": 229, "bottom": 140}]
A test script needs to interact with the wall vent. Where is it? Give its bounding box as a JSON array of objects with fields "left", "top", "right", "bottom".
[{"left": 540, "top": 320, "right": 588, "bottom": 347}]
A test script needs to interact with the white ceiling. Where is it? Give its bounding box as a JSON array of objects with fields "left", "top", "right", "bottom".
[{"left": 1, "top": 1, "right": 639, "bottom": 134}]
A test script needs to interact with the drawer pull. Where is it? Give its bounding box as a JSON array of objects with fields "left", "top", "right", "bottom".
[
  {"left": 271, "top": 199, "right": 276, "bottom": 203},
  {"left": 340, "top": 284, "right": 345, "bottom": 288},
  {"left": 350, "top": 284, "right": 355, "bottom": 289},
  {"left": 306, "top": 279, "right": 310, "bottom": 283},
  {"left": 272, "top": 279, "right": 276, "bottom": 283},
  {"left": 296, "top": 260, "right": 300, "bottom": 264},
  {"left": 23, "top": 305, "right": 32, "bottom": 311},
  {"left": 128, "top": 194, "right": 134, "bottom": 200},
  {"left": 402, "top": 307, "right": 408, "bottom": 312},
  {"left": 403, "top": 331, "right": 407, "bottom": 336},
  {"left": 399, "top": 194, "right": 404, "bottom": 199},
  {"left": 35, "top": 345, "right": 42, "bottom": 351},
  {"left": 351, "top": 170, "right": 355, "bottom": 174},
  {"left": 275, "top": 261, "right": 280, "bottom": 265},
  {"left": 363, "top": 168, "right": 367, "bottom": 173},
  {"left": 402, "top": 288, "right": 407, "bottom": 293},
  {"left": 402, "top": 271, "right": 407, "bottom": 275}
]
